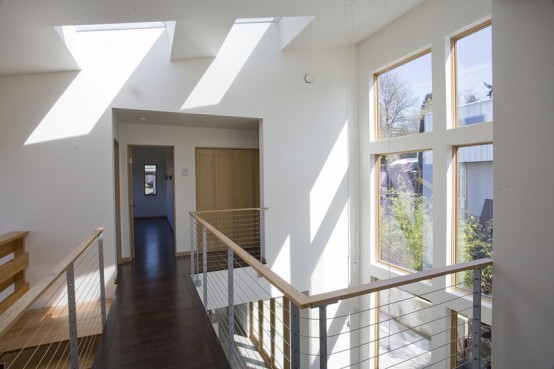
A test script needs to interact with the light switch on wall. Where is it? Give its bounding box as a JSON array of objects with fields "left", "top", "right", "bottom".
[{"left": 181, "top": 168, "right": 189, "bottom": 176}]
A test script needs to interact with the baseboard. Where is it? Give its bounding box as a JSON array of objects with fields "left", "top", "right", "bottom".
[
  {"left": 176, "top": 251, "right": 191, "bottom": 257},
  {"left": 122, "top": 257, "right": 132, "bottom": 263}
]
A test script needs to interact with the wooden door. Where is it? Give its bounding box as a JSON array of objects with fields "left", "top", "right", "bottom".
[{"left": 195, "top": 148, "right": 216, "bottom": 211}]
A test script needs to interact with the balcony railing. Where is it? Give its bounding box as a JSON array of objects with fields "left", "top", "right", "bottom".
[
  {"left": 0, "top": 228, "right": 107, "bottom": 369},
  {"left": 190, "top": 210, "right": 492, "bottom": 369}
]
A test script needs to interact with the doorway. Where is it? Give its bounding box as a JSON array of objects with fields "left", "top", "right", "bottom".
[{"left": 128, "top": 145, "right": 176, "bottom": 260}]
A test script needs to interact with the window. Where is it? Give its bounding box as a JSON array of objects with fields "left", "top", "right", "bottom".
[
  {"left": 451, "top": 311, "right": 492, "bottom": 368},
  {"left": 144, "top": 164, "right": 157, "bottom": 195},
  {"left": 375, "top": 50, "right": 432, "bottom": 139},
  {"left": 249, "top": 297, "right": 289, "bottom": 369},
  {"left": 452, "top": 23, "right": 493, "bottom": 127},
  {"left": 378, "top": 151, "right": 433, "bottom": 272},
  {"left": 455, "top": 144, "right": 493, "bottom": 295}
]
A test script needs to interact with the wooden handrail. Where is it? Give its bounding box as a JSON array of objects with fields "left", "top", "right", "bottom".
[
  {"left": 0, "top": 227, "right": 104, "bottom": 339},
  {"left": 194, "top": 207, "right": 268, "bottom": 215},
  {"left": 190, "top": 213, "right": 306, "bottom": 307},
  {"left": 191, "top": 211, "right": 493, "bottom": 309},
  {"left": 304, "top": 258, "right": 493, "bottom": 308}
]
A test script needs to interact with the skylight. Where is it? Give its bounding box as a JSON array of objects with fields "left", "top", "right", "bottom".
[
  {"left": 235, "top": 18, "right": 278, "bottom": 24},
  {"left": 74, "top": 22, "right": 166, "bottom": 32}
]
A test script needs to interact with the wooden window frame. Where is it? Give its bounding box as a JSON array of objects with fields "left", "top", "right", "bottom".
[
  {"left": 450, "top": 20, "right": 492, "bottom": 129},
  {"left": 373, "top": 48, "right": 432, "bottom": 141},
  {"left": 451, "top": 143, "right": 493, "bottom": 298},
  {"left": 375, "top": 150, "right": 433, "bottom": 275},
  {"left": 249, "top": 297, "right": 290, "bottom": 369}
]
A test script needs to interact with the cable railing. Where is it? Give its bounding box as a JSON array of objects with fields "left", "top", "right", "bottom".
[
  {"left": 0, "top": 228, "right": 107, "bottom": 369},
  {"left": 190, "top": 210, "right": 492, "bottom": 369}
]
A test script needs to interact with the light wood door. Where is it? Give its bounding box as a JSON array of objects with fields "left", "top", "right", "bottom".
[
  {"left": 235, "top": 150, "right": 254, "bottom": 209},
  {"left": 195, "top": 149, "right": 216, "bottom": 211},
  {"left": 215, "top": 149, "right": 235, "bottom": 211}
]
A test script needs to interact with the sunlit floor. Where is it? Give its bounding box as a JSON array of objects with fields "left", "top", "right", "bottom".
[{"left": 379, "top": 313, "right": 431, "bottom": 368}]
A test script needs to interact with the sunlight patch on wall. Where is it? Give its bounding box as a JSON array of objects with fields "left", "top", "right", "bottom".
[
  {"left": 25, "top": 24, "right": 164, "bottom": 145},
  {"left": 310, "top": 202, "right": 349, "bottom": 295},
  {"left": 310, "top": 122, "right": 349, "bottom": 242},
  {"left": 181, "top": 20, "right": 271, "bottom": 110},
  {"left": 271, "top": 235, "right": 291, "bottom": 294}
]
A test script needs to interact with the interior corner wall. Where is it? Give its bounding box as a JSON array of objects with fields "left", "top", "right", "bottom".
[
  {"left": 118, "top": 123, "right": 259, "bottom": 258},
  {"left": 0, "top": 72, "right": 117, "bottom": 298},
  {"left": 492, "top": 0, "right": 554, "bottom": 367}
]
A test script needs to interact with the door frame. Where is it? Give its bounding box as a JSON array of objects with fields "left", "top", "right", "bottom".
[
  {"left": 114, "top": 139, "right": 122, "bottom": 264},
  {"left": 127, "top": 144, "right": 177, "bottom": 259}
]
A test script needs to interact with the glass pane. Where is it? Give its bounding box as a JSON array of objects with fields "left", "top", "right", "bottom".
[
  {"left": 455, "top": 25, "right": 493, "bottom": 126},
  {"left": 251, "top": 302, "right": 259, "bottom": 340},
  {"left": 262, "top": 300, "right": 272, "bottom": 356},
  {"left": 378, "top": 288, "right": 432, "bottom": 368},
  {"left": 379, "top": 151, "right": 433, "bottom": 271},
  {"left": 144, "top": 164, "right": 157, "bottom": 195},
  {"left": 274, "top": 297, "right": 285, "bottom": 369},
  {"left": 456, "top": 144, "right": 493, "bottom": 295},
  {"left": 377, "top": 52, "right": 432, "bottom": 139},
  {"left": 454, "top": 313, "right": 492, "bottom": 368}
]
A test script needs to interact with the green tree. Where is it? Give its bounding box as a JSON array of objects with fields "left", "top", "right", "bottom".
[{"left": 459, "top": 215, "right": 493, "bottom": 294}]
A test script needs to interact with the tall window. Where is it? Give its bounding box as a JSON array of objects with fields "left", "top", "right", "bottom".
[
  {"left": 451, "top": 22, "right": 494, "bottom": 296},
  {"left": 144, "top": 164, "right": 157, "bottom": 195},
  {"left": 250, "top": 297, "right": 289, "bottom": 369},
  {"left": 378, "top": 151, "right": 433, "bottom": 272},
  {"left": 452, "top": 23, "right": 493, "bottom": 127},
  {"left": 375, "top": 50, "right": 432, "bottom": 139},
  {"left": 451, "top": 311, "right": 492, "bottom": 368},
  {"left": 455, "top": 144, "right": 493, "bottom": 295}
]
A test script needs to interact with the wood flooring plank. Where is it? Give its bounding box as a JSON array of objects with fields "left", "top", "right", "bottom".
[{"left": 93, "top": 219, "right": 230, "bottom": 369}]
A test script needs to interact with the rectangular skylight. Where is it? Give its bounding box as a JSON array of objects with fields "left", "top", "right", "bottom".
[
  {"left": 235, "top": 18, "right": 278, "bottom": 24},
  {"left": 74, "top": 22, "right": 166, "bottom": 32}
]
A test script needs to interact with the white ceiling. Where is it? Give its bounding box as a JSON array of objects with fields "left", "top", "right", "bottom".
[
  {"left": 0, "top": 0, "right": 424, "bottom": 128},
  {"left": 113, "top": 108, "right": 260, "bottom": 130}
]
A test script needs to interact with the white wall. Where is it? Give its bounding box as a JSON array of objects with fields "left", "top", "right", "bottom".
[
  {"left": 0, "top": 72, "right": 117, "bottom": 296},
  {"left": 114, "top": 22, "right": 355, "bottom": 295},
  {"left": 492, "top": 0, "right": 554, "bottom": 367},
  {"left": 118, "top": 123, "right": 259, "bottom": 257}
]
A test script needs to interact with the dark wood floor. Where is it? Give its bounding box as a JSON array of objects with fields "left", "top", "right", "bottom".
[{"left": 93, "top": 218, "right": 230, "bottom": 369}]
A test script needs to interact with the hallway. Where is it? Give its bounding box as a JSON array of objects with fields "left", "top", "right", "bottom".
[{"left": 93, "top": 218, "right": 230, "bottom": 369}]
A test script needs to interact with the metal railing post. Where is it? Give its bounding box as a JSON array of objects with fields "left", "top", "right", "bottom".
[
  {"left": 472, "top": 268, "right": 482, "bottom": 369},
  {"left": 66, "top": 264, "right": 79, "bottom": 369},
  {"left": 203, "top": 225, "right": 208, "bottom": 311},
  {"left": 319, "top": 305, "right": 328, "bottom": 369},
  {"left": 291, "top": 303, "right": 300, "bottom": 369},
  {"left": 98, "top": 233, "right": 107, "bottom": 329},
  {"left": 228, "top": 249, "right": 235, "bottom": 367},
  {"left": 259, "top": 209, "right": 265, "bottom": 262},
  {"left": 190, "top": 217, "right": 195, "bottom": 278}
]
